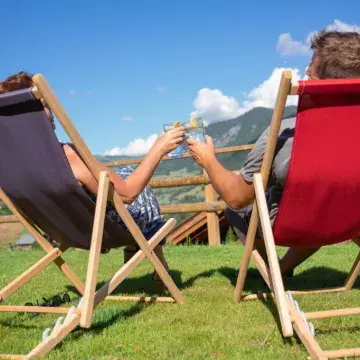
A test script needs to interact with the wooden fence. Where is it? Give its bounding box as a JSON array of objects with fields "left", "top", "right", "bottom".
[{"left": 0, "top": 144, "right": 253, "bottom": 246}]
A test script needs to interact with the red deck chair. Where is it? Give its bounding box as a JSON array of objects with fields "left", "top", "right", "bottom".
[{"left": 234, "top": 71, "right": 360, "bottom": 360}]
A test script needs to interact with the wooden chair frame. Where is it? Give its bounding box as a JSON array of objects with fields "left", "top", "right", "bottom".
[
  {"left": 0, "top": 75, "right": 184, "bottom": 359},
  {"left": 233, "top": 70, "right": 360, "bottom": 359}
]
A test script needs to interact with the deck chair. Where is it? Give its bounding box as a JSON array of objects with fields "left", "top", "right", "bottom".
[
  {"left": 0, "top": 75, "right": 184, "bottom": 359},
  {"left": 233, "top": 71, "right": 360, "bottom": 360}
]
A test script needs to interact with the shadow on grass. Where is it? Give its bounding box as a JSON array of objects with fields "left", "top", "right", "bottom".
[
  {"left": 218, "top": 265, "right": 360, "bottom": 342},
  {"left": 65, "top": 269, "right": 184, "bottom": 299},
  {"left": 218, "top": 266, "right": 360, "bottom": 292}
]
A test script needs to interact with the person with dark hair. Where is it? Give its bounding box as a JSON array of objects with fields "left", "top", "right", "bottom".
[
  {"left": 0, "top": 71, "right": 186, "bottom": 292},
  {"left": 188, "top": 30, "right": 360, "bottom": 277}
]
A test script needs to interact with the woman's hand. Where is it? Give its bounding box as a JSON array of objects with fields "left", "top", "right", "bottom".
[
  {"left": 187, "top": 135, "right": 216, "bottom": 168},
  {"left": 151, "top": 126, "right": 186, "bottom": 157}
]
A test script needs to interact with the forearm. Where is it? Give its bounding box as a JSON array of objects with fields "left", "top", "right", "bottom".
[
  {"left": 124, "top": 148, "right": 162, "bottom": 198},
  {"left": 204, "top": 156, "right": 254, "bottom": 209}
]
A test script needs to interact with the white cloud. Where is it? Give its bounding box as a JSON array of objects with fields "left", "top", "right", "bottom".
[
  {"left": 68, "top": 89, "right": 94, "bottom": 96},
  {"left": 326, "top": 19, "right": 360, "bottom": 33},
  {"left": 121, "top": 116, "right": 134, "bottom": 122},
  {"left": 276, "top": 19, "right": 360, "bottom": 56},
  {"left": 156, "top": 86, "right": 167, "bottom": 93},
  {"left": 276, "top": 33, "right": 310, "bottom": 56},
  {"left": 191, "top": 67, "right": 302, "bottom": 123},
  {"left": 104, "top": 133, "right": 158, "bottom": 156}
]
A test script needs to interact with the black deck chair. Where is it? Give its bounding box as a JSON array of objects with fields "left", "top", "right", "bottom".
[{"left": 0, "top": 75, "right": 183, "bottom": 359}]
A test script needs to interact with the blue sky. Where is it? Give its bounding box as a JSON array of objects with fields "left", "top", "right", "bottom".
[{"left": 1, "top": 0, "right": 360, "bottom": 155}]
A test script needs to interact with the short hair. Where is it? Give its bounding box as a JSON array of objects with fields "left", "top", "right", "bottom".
[
  {"left": 310, "top": 30, "right": 360, "bottom": 79},
  {"left": 0, "top": 71, "right": 33, "bottom": 94}
]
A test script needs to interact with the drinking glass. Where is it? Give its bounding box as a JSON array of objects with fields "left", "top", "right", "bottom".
[
  {"left": 185, "top": 117, "right": 205, "bottom": 142},
  {"left": 163, "top": 122, "right": 185, "bottom": 158}
]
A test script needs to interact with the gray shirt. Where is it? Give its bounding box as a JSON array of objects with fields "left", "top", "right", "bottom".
[{"left": 238, "top": 116, "right": 296, "bottom": 224}]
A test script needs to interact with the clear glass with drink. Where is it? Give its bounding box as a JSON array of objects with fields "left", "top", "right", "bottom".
[
  {"left": 163, "top": 121, "right": 185, "bottom": 158},
  {"left": 185, "top": 117, "right": 205, "bottom": 142}
]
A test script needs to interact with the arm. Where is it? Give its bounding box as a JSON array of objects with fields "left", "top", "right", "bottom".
[
  {"left": 187, "top": 136, "right": 254, "bottom": 209},
  {"left": 187, "top": 128, "right": 269, "bottom": 210},
  {"left": 64, "top": 126, "right": 185, "bottom": 204}
]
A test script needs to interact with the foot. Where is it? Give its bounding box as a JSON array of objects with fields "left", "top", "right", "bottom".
[
  {"left": 282, "top": 269, "right": 294, "bottom": 279},
  {"left": 123, "top": 247, "right": 138, "bottom": 264},
  {"left": 152, "top": 270, "right": 171, "bottom": 294}
]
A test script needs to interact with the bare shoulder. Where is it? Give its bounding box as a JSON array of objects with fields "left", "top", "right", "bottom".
[{"left": 62, "top": 144, "right": 81, "bottom": 165}]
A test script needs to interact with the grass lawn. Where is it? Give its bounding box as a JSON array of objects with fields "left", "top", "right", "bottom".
[{"left": 0, "top": 243, "right": 359, "bottom": 359}]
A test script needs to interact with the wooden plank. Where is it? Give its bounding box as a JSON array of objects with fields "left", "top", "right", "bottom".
[
  {"left": 234, "top": 70, "right": 292, "bottom": 303},
  {"left": 344, "top": 250, "right": 360, "bottom": 290},
  {"left": 290, "top": 81, "right": 299, "bottom": 95},
  {"left": 0, "top": 248, "right": 63, "bottom": 302},
  {"left": 93, "top": 218, "right": 178, "bottom": 307},
  {"left": 103, "top": 145, "right": 254, "bottom": 167},
  {"left": 243, "top": 287, "right": 346, "bottom": 301},
  {"left": 149, "top": 170, "right": 241, "bottom": 189},
  {"left": 292, "top": 315, "right": 326, "bottom": 360},
  {"left": 80, "top": 172, "right": 109, "bottom": 328},
  {"left": 0, "top": 306, "right": 81, "bottom": 315},
  {"left": 105, "top": 296, "right": 176, "bottom": 303},
  {"left": 0, "top": 189, "right": 85, "bottom": 295},
  {"left": 254, "top": 173, "right": 293, "bottom": 337},
  {"left": 150, "top": 174, "right": 209, "bottom": 188},
  {"left": 160, "top": 201, "right": 226, "bottom": 214},
  {"left": 305, "top": 307, "right": 360, "bottom": 320},
  {"left": 0, "top": 215, "right": 19, "bottom": 223},
  {"left": 204, "top": 170, "right": 220, "bottom": 246},
  {"left": 24, "top": 314, "right": 80, "bottom": 359},
  {"left": 324, "top": 348, "right": 360, "bottom": 358}
]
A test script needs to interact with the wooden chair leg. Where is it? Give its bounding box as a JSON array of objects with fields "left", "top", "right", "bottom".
[
  {"left": 234, "top": 204, "right": 260, "bottom": 301},
  {"left": 0, "top": 189, "right": 85, "bottom": 295},
  {"left": 93, "top": 218, "right": 177, "bottom": 307},
  {"left": 24, "top": 314, "right": 81, "bottom": 359},
  {"left": 80, "top": 172, "right": 109, "bottom": 328},
  {"left": 344, "top": 249, "right": 360, "bottom": 291},
  {"left": 0, "top": 247, "right": 65, "bottom": 302},
  {"left": 111, "top": 199, "right": 184, "bottom": 303},
  {"left": 254, "top": 173, "right": 293, "bottom": 337}
]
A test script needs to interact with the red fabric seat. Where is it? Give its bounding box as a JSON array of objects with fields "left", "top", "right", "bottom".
[{"left": 273, "top": 79, "right": 360, "bottom": 247}]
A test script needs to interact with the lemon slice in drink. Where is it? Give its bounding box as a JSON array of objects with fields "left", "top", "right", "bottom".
[
  {"left": 190, "top": 117, "right": 198, "bottom": 128},
  {"left": 173, "top": 120, "right": 181, "bottom": 128}
]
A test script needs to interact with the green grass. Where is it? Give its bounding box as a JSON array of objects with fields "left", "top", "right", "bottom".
[{"left": 0, "top": 244, "right": 359, "bottom": 359}]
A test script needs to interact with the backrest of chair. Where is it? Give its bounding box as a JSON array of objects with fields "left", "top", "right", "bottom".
[
  {"left": 273, "top": 79, "right": 360, "bottom": 247},
  {"left": 0, "top": 88, "right": 134, "bottom": 249}
]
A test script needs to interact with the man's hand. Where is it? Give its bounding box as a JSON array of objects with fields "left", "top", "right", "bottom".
[{"left": 187, "top": 135, "right": 215, "bottom": 168}]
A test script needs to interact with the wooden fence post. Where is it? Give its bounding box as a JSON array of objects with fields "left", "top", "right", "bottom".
[{"left": 203, "top": 170, "right": 221, "bottom": 246}]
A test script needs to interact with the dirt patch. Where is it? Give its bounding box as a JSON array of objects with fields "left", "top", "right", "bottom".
[{"left": 0, "top": 223, "right": 25, "bottom": 245}]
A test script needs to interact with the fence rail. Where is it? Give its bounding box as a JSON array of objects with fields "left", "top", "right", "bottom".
[
  {"left": 104, "top": 144, "right": 253, "bottom": 167},
  {"left": 0, "top": 144, "right": 253, "bottom": 245}
]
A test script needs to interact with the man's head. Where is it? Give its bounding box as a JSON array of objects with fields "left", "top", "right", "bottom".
[
  {"left": 307, "top": 30, "right": 360, "bottom": 79},
  {"left": 0, "top": 71, "right": 55, "bottom": 129}
]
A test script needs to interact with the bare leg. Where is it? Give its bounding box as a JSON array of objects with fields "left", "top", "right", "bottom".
[
  {"left": 124, "top": 245, "right": 169, "bottom": 271},
  {"left": 124, "top": 245, "right": 170, "bottom": 293},
  {"left": 234, "top": 226, "right": 320, "bottom": 277},
  {"left": 123, "top": 245, "right": 138, "bottom": 264},
  {"left": 279, "top": 247, "right": 321, "bottom": 275}
]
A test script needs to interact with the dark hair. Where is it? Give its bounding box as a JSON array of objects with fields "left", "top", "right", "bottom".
[
  {"left": 310, "top": 30, "right": 360, "bottom": 79},
  {"left": 0, "top": 71, "right": 34, "bottom": 94}
]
